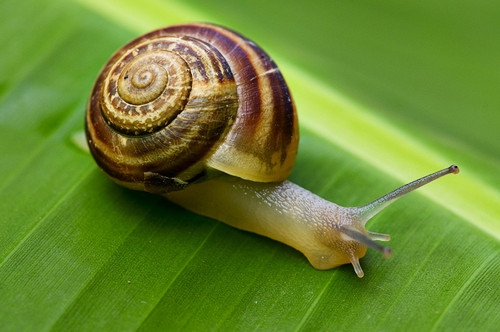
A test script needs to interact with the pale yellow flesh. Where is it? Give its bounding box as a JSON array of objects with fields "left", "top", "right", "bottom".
[{"left": 165, "top": 174, "right": 367, "bottom": 270}]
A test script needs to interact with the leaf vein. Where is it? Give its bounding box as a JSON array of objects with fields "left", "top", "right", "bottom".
[
  {"left": 136, "top": 223, "right": 220, "bottom": 329},
  {"left": 429, "top": 251, "right": 499, "bottom": 331}
]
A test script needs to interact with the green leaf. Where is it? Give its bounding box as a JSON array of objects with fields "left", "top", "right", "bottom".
[{"left": 1, "top": 0, "right": 499, "bottom": 330}]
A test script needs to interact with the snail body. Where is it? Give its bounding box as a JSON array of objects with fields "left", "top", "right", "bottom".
[{"left": 86, "top": 23, "right": 458, "bottom": 277}]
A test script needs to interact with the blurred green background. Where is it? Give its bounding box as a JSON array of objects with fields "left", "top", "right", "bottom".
[{"left": 0, "top": 0, "right": 499, "bottom": 330}]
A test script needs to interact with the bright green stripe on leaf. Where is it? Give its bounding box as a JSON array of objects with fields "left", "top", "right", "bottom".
[
  {"left": 76, "top": 0, "right": 209, "bottom": 31},
  {"left": 76, "top": 0, "right": 500, "bottom": 239}
]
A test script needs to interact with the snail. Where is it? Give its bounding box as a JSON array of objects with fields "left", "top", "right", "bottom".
[{"left": 85, "top": 23, "right": 459, "bottom": 278}]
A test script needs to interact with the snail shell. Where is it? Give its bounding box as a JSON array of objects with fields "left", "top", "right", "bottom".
[{"left": 86, "top": 23, "right": 298, "bottom": 192}]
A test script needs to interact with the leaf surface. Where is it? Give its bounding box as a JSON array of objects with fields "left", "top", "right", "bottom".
[{"left": 1, "top": 0, "right": 499, "bottom": 330}]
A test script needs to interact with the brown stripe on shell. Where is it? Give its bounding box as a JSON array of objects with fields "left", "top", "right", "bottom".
[
  {"left": 267, "top": 61, "right": 296, "bottom": 164},
  {"left": 230, "top": 27, "right": 296, "bottom": 165},
  {"left": 189, "top": 36, "right": 229, "bottom": 83}
]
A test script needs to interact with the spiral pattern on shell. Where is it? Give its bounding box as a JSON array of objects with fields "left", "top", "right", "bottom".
[{"left": 86, "top": 23, "right": 298, "bottom": 192}]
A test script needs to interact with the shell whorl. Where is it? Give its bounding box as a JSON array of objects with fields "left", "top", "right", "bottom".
[
  {"left": 102, "top": 48, "right": 192, "bottom": 135},
  {"left": 86, "top": 23, "right": 298, "bottom": 192}
]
